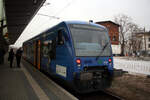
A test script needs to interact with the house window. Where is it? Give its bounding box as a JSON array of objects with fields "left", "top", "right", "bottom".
[
  {"left": 107, "top": 25, "right": 110, "bottom": 28},
  {"left": 109, "top": 36, "right": 112, "bottom": 40},
  {"left": 149, "top": 44, "right": 150, "bottom": 48},
  {"left": 112, "top": 35, "right": 117, "bottom": 41}
]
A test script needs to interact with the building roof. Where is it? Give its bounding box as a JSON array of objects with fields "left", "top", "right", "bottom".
[{"left": 96, "top": 20, "right": 120, "bottom": 27}]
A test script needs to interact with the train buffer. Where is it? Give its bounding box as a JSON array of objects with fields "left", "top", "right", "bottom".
[
  {"left": 113, "top": 68, "right": 127, "bottom": 77},
  {"left": 0, "top": 54, "right": 78, "bottom": 100}
]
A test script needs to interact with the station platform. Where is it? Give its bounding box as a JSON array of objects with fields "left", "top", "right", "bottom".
[{"left": 0, "top": 54, "right": 77, "bottom": 100}]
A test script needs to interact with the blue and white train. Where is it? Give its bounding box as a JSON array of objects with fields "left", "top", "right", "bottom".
[{"left": 23, "top": 21, "right": 114, "bottom": 93}]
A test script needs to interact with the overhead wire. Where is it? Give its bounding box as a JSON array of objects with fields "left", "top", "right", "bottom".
[
  {"left": 29, "top": 0, "right": 75, "bottom": 35},
  {"left": 16, "top": 0, "right": 75, "bottom": 45}
]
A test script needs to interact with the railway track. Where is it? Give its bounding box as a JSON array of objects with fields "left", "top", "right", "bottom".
[
  {"left": 73, "top": 90, "right": 124, "bottom": 100},
  {"left": 39, "top": 63, "right": 124, "bottom": 100},
  {"left": 23, "top": 58, "right": 124, "bottom": 100},
  {"left": 42, "top": 70, "right": 124, "bottom": 100},
  {"left": 102, "top": 90, "right": 125, "bottom": 100}
]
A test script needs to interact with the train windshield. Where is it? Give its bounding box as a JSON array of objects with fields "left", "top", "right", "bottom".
[{"left": 69, "top": 24, "right": 112, "bottom": 57}]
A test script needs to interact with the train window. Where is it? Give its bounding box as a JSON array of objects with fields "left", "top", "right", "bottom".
[
  {"left": 112, "top": 35, "right": 117, "bottom": 41},
  {"left": 57, "top": 30, "right": 65, "bottom": 45},
  {"left": 42, "top": 39, "right": 56, "bottom": 59},
  {"left": 49, "top": 39, "right": 56, "bottom": 59},
  {"left": 42, "top": 40, "right": 52, "bottom": 58},
  {"left": 42, "top": 44, "right": 49, "bottom": 57}
]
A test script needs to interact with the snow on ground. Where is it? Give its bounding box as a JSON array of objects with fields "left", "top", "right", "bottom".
[{"left": 114, "top": 57, "right": 150, "bottom": 75}]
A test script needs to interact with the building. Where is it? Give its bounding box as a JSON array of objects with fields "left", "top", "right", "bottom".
[
  {"left": 0, "top": 0, "right": 8, "bottom": 52},
  {"left": 96, "top": 21, "right": 121, "bottom": 55},
  {"left": 136, "top": 32, "right": 150, "bottom": 56}
]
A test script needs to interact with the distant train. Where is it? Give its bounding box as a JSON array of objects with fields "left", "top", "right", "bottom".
[{"left": 23, "top": 21, "right": 114, "bottom": 93}]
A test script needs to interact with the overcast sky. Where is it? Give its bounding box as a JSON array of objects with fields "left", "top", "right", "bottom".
[{"left": 14, "top": 0, "right": 150, "bottom": 47}]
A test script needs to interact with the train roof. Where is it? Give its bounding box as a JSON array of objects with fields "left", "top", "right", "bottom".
[
  {"left": 23, "top": 21, "right": 107, "bottom": 44},
  {"left": 63, "top": 21, "right": 106, "bottom": 29}
]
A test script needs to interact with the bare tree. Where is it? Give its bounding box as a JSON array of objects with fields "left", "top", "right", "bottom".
[
  {"left": 128, "top": 23, "right": 143, "bottom": 56},
  {"left": 114, "top": 14, "right": 132, "bottom": 56},
  {"left": 114, "top": 14, "right": 144, "bottom": 56}
]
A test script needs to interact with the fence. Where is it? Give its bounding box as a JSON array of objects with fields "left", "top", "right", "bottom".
[{"left": 114, "top": 58, "right": 150, "bottom": 75}]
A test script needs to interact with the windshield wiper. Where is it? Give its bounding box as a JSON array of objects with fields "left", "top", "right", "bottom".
[{"left": 96, "top": 42, "right": 109, "bottom": 60}]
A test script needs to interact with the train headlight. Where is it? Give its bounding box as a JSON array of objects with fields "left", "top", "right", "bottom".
[
  {"left": 76, "top": 59, "right": 81, "bottom": 64},
  {"left": 108, "top": 58, "right": 112, "bottom": 63}
]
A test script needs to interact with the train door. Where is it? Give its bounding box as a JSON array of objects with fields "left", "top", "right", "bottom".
[
  {"left": 47, "top": 39, "right": 56, "bottom": 73},
  {"left": 37, "top": 40, "right": 41, "bottom": 70},
  {"left": 55, "top": 29, "right": 69, "bottom": 79},
  {"left": 34, "top": 41, "right": 37, "bottom": 67},
  {"left": 23, "top": 45, "right": 27, "bottom": 58},
  {"left": 40, "top": 39, "right": 54, "bottom": 72},
  {"left": 34, "top": 40, "right": 41, "bottom": 70}
]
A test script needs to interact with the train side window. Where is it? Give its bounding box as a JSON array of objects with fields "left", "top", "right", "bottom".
[
  {"left": 49, "top": 39, "right": 56, "bottom": 59},
  {"left": 57, "top": 29, "right": 65, "bottom": 45}
]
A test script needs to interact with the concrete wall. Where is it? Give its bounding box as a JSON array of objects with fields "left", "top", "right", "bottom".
[
  {"left": 112, "top": 44, "right": 121, "bottom": 55},
  {"left": 139, "top": 34, "right": 150, "bottom": 52},
  {"left": 146, "top": 35, "right": 150, "bottom": 51}
]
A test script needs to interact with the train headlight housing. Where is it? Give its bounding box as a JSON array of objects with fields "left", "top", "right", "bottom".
[
  {"left": 108, "top": 58, "right": 112, "bottom": 63},
  {"left": 76, "top": 59, "right": 81, "bottom": 67}
]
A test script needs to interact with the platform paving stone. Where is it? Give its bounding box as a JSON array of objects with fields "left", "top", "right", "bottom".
[{"left": 0, "top": 54, "right": 39, "bottom": 100}]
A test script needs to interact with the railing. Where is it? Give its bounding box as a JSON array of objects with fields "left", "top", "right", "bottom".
[{"left": 114, "top": 58, "right": 150, "bottom": 75}]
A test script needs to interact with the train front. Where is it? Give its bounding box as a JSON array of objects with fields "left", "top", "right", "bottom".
[{"left": 69, "top": 23, "right": 113, "bottom": 93}]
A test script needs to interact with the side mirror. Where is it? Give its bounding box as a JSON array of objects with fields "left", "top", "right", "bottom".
[{"left": 58, "top": 30, "right": 64, "bottom": 45}]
